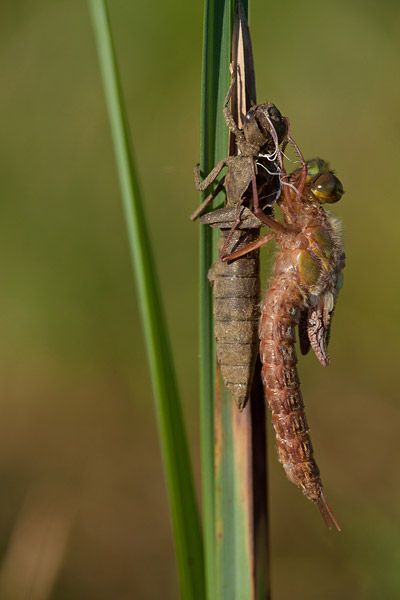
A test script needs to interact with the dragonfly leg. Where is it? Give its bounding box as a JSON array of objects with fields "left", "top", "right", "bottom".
[
  {"left": 287, "top": 125, "right": 307, "bottom": 199},
  {"left": 280, "top": 117, "right": 308, "bottom": 202},
  {"left": 221, "top": 231, "right": 276, "bottom": 262},
  {"left": 194, "top": 159, "right": 228, "bottom": 192},
  {"left": 218, "top": 198, "right": 248, "bottom": 256},
  {"left": 190, "top": 177, "right": 226, "bottom": 221},
  {"left": 250, "top": 162, "right": 287, "bottom": 233},
  {"left": 223, "top": 63, "right": 246, "bottom": 145}
]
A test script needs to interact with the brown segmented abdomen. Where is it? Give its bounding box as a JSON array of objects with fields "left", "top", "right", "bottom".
[
  {"left": 259, "top": 275, "right": 321, "bottom": 497},
  {"left": 209, "top": 229, "right": 260, "bottom": 410},
  {"left": 259, "top": 269, "right": 339, "bottom": 528}
]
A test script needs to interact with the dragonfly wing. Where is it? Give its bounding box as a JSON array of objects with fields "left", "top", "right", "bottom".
[{"left": 307, "top": 292, "right": 337, "bottom": 367}]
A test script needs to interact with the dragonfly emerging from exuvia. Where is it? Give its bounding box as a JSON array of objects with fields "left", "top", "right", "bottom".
[{"left": 192, "top": 82, "right": 345, "bottom": 531}]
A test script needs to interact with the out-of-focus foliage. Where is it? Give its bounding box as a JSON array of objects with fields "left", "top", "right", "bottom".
[{"left": 0, "top": 1, "right": 399, "bottom": 599}]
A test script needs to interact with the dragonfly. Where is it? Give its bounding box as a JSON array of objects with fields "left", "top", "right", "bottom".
[
  {"left": 223, "top": 153, "right": 345, "bottom": 530},
  {"left": 191, "top": 71, "right": 289, "bottom": 410}
]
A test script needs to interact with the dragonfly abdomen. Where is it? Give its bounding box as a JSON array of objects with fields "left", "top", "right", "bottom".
[
  {"left": 259, "top": 276, "right": 323, "bottom": 503},
  {"left": 210, "top": 230, "right": 260, "bottom": 410}
]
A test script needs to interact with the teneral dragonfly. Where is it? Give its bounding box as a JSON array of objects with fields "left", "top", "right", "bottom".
[{"left": 223, "top": 156, "right": 345, "bottom": 530}]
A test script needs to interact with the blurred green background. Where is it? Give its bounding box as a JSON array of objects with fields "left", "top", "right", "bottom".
[{"left": 0, "top": 1, "right": 399, "bottom": 598}]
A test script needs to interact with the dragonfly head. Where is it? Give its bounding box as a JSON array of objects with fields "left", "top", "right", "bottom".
[
  {"left": 306, "top": 158, "right": 344, "bottom": 204},
  {"left": 243, "top": 102, "right": 287, "bottom": 153}
]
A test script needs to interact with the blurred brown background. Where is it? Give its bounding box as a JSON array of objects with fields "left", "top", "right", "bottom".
[{"left": 0, "top": 1, "right": 399, "bottom": 598}]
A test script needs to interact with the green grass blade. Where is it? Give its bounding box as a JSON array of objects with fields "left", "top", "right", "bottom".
[
  {"left": 199, "top": 1, "right": 235, "bottom": 598},
  {"left": 88, "top": 2, "right": 205, "bottom": 598}
]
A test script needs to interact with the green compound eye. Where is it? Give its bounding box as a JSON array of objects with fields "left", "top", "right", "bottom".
[
  {"left": 311, "top": 172, "right": 344, "bottom": 204},
  {"left": 306, "top": 158, "right": 330, "bottom": 177}
]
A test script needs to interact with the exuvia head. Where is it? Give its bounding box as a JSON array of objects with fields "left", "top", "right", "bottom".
[
  {"left": 306, "top": 158, "right": 344, "bottom": 204},
  {"left": 243, "top": 102, "right": 287, "bottom": 153}
]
